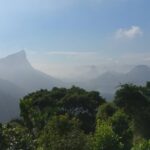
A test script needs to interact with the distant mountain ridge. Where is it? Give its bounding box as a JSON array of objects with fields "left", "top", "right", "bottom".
[
  {"left": 0, "top": 51, "right": 150, "bottom": 122},
  {"left": 0, "top": 50, "right": 62, "bottom": 92},
  {"left": 0, "top": 78, "right": 24, "bottom": 122},
  {"left": 0, "top": 51, "right": 62, "bottom": 122},
  {"left": 84, "top": 65, "right": 150, "bottom": 99}
]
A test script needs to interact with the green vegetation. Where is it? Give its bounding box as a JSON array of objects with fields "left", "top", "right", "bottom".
[{"left": 0, "top": 84, "right": 150, "bottom": 150}]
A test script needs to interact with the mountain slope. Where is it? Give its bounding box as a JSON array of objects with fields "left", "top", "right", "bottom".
[
  {"left": 0, "top": 51, "right": 62, "bottom": 122},
  {"left": 0, "top": 79, "right": 24, "bottom": 122},
  {"left": 126, "top": 65, "right": 150, "bottom": 85},
  {"left": 0, "top": 50, "right": 62, "bottom": 92},
  {"left": 85, "top": 65, "right": 150, "bottom": 99}
]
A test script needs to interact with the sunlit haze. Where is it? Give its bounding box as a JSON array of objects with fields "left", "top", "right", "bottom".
[{"left": 0, "top": 0, "right": 149, "bottom": 79}]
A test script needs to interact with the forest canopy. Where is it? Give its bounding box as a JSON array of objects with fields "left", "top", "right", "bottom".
[{"left": 1, "top": 83, "right": 150, "bottom": 150}]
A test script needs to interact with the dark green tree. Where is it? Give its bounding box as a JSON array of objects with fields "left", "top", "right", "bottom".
[
  {"left": 97, "top": 103, "right": 117, "bottom": 121},
  {"left": 20, "top": 89, "right": 61, "bottom": 133},
  {"left": 92, "top": 120, "right": 123, "bottom": 150},
  {"left": 20, "top": 87, "right": 105, "bottom": 133},
  {"left": 114, "top": 84, "right": 150, "bottom": 139},
  {"left": 132, "top": 140, "right": 150, "bottom": 150},
  {"left": 58, "top": 87, "right": 105, "bottom": 133},
  {"left": 2, "top": 121, "right": 35, "bottom": 150},
  {"left": 38, "top": 114, "right": 89, "bottom": 150},
  {"left": 114, "top": 84, "right": 149, "bottom": 115},
  {"left": 111, "top": 110, "right": 133, "bottom": 150}
]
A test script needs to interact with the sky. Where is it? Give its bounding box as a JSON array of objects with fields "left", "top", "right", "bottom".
[{"left": 0, "top": 0, "right": 149, "bottom": 79}]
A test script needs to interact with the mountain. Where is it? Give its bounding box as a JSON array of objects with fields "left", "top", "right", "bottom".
[
  {"left": 126, "top": 65, "right": 150, "bottom": 85},
  {"left": 0, "top": 79, "right": 24, "bottom": 122},
  {"left": 84, "top": 65, "right": 150, "bottom": 100},
  {"left": 1, "top": 51, "right": 150, "bottom": 121},
  {"left": 0, "top": 51, "right": 62, "bottom": 122},
  {"left": 0, "top": 50, "right": 62, "bottom": 93}
]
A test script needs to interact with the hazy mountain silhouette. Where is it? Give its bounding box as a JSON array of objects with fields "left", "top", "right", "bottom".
[
  {"left": 126, "top": 65, "right": 150, "bottom": 84},
  {"left": 0, "top": 51, "right": 62, "bottom": 122},
  {"left": 0, "top": 79, "right": 24, "bottom": 122},
  {"left": 85, "top": 65, "right": 150, "bottom": 99},
  {"left": 0, "top": 50, "right": 62, "bottom": 92},
  {"left": 1, "top": 51, "right": 150, "bottom": 122}
]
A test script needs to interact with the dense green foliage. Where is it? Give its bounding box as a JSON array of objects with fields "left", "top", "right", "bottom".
[
  {"left": 110, "top": 110, "right": 133, "bottom": 150},
  {"left": 92, "top": 121, "right": 123, "bottom": 150},
  {"left": 38, "top": 115, "right": 89, "bottom": 150},
  {"left": 0, "top": 84, "right": 150, "bottom": 150},
  {"left": 132, "top": 140, "right": 150, "bottom": 150},
  {"left": 114, "top": 84, "right": 150, "bottom": 139},
  {"left": 20, "top": 87, "right": 105, "bottom": 133}
]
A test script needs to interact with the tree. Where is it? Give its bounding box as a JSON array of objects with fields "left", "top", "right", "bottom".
[
  {"left": 20, "top": 89, "right": 60, "bottom": 132},
  {"left": 114, "top": 84, "right": 150, "bottom": 139},
  {"left": 2, "top": 121, "right": 35, "bottom": 150},
  {"left": 20, "top": 87, "right": 105, "bottom": 133},
  {"left": 132, "top": 140, "right": 150, "bottom": 150},
  {"left": 58, "top": 87, "right": 105, "bottom": 133},
  {"left": 114, "top": 84, "right": 149, "bottom": 115},
  {"left": 92, "top": 120, "right": 123, "bottom": 150},
  {"left": 38, "top": 114, "right": 89, "bottom": 150},
  {"left": 97, "top": 103, "right": 117, "bottom": 121},
  {"left": 111, "top": 110, "right": 133, "bottom": 150}
]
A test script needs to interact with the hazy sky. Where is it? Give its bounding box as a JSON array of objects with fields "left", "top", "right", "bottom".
[{"left": 0, "top": 0, "right": 149, "bottom": 79}]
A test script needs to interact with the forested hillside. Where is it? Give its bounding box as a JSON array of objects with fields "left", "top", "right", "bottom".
[
  {"left": 1, "top": 51, "right": 150, "bottom": 123},
  {"left": 0, "top": 84, "right": 150, "bottom": 150}
]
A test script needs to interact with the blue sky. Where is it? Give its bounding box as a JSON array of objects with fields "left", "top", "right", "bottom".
[{"left": 0, "top": 0, "right": 149, "bottom": 79}]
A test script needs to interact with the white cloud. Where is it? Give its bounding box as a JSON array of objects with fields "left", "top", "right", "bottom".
[{"left": 115, "top": 26, "right": 143, "bottom": 39}]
